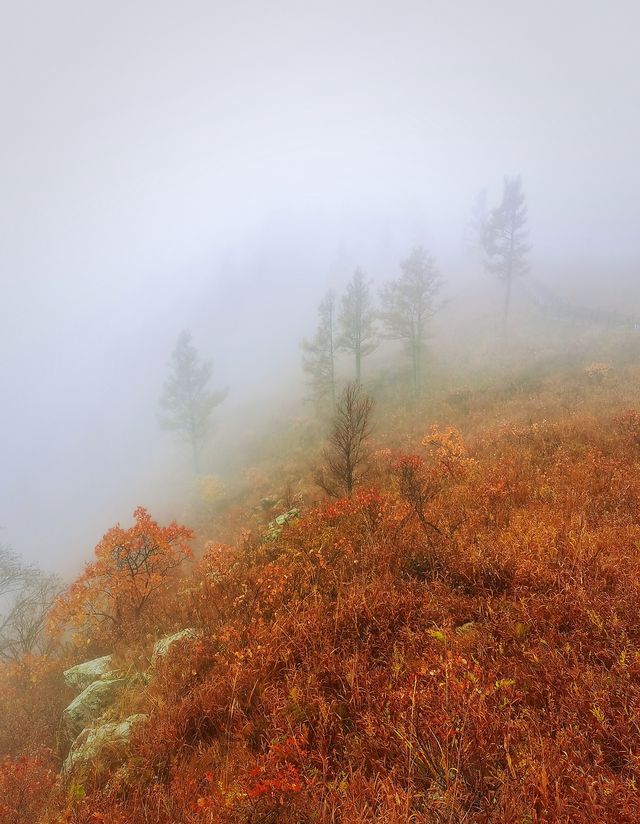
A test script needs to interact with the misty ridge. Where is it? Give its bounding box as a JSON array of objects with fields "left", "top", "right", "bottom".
[
  {"left": 3, "top": 170, "right": 638, "bottom": 580},
  {"left": 157, "top": 176, "right": 531, "bottom": 472},
  {"left": 2, "top": 0, "right": 640, "bottom": 579},
  {"left": 2, "top": 2, "right": 640, "bottom": 821}
]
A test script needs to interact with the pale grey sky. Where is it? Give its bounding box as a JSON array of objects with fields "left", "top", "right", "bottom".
[{"left": 1, "top": 1, "right": 639, "bottom": 571}]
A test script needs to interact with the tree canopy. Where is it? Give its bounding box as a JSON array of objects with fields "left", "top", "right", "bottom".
[{"left": 159, "top": 331, "right": 227, "bottom": 471}]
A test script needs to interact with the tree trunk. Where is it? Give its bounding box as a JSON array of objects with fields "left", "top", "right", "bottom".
[
  {"left": 503, "top": 225, "right": 515, "bottom": 335},
  {"left": 329, "top": 305, "right": 336, "bottom": 410},
  {"left": 192, "top": 437, "right": 200, "bottom": 474},
  {"left": 503, "top": 274, "right": 512, "bottom": 336}
]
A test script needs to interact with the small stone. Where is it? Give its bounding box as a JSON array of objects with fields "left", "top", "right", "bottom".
[
  {"left": 151, "top": 628, "right": 199, "bottom": 666},
  {"left": 266, "top": 507, "right": 300, "bottom": 540},
  {"left": 455, "top": 621, "right": 476, "bottom": 636}
]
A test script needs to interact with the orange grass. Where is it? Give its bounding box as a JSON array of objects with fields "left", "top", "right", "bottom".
[{"left": 6, "top": 362, "right": 640, "bottom": 822}]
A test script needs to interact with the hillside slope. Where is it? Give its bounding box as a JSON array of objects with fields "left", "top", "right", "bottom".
[{"left": 3, "top": 356, "right": 640, "bottom": 823}]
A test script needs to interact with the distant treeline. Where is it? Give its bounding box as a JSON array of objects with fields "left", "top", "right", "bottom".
[
  {"left": 157, "top": 175, "right": 639, "bottom": 473},
  {"left": 520, "top": 276, "right": 640, "bottom": 330}
]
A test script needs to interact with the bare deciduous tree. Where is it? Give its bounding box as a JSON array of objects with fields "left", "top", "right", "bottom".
[
  {"left": 316, "top": 382, "right": 374, "bottom": 497},
  {"left": 0, "top": 546, "right": 61, "bottom": 662},
  {"left": 0, "top": 547, "right": 30, "bottom": 599}
]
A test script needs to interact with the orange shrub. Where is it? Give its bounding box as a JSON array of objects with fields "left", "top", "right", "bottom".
[
  {"left": 0, "top": 748, "right": 56, "bottom": 824},
  {"left": 0, "top": 655, "right": 69, "bottom": 758},
  {"left": 49, "top": 507, "right": 193, "bottom": 647}
]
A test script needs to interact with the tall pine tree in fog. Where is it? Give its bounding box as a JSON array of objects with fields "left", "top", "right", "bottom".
[
  {"left": 483, "top": 176, "right": 530, "bottom": 332},
  {"left": 301, "top": 290, "right": 337, "bottom": 411},
  {"left": 462, "top": 187, "right": 488, "bottom": 262},
  {"left": 337, "top": 268, "right": 377, "bottom": 382},
  {"left": 159, "top": 331, "right": 227, "bottom": 472},
  {"left": 381, "top": 246, "right": 442, "bottom": 395}
]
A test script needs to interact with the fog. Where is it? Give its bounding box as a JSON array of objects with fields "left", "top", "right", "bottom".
[{"left": 1, "top": 0, "right": 639, "bottom": 574}]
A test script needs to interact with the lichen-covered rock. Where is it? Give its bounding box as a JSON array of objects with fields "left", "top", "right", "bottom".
[
  {"left": 455, "top": 621, "right": 476, "bottom": 637},
  {"left": 266, "top": 507, "right": 300, "bottom": 540},
  {"left": 63, "top": 655, "right": 114, "bottom": 692},
  {"left": 62, "top": 678, "right": 127, "bottom": 738},
  {"left": 151, "top": 628, "right": 199, "bottom": 666},
  {"left": 63, "top": 714, "right": 147, "bottom": 776}
]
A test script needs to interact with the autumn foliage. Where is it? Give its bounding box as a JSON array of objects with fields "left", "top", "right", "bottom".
[
  {"left": 0, "top": 655, "right": 68, "bottom": 758},
  {"left": 50, "top": 506, "right": 193, "bottom": 647},
  {"left": 0, "top": 748, "right": 56, "bottom": 824},
  {"left": 7, "top": 361, "right": 640, "bottom": 822}
]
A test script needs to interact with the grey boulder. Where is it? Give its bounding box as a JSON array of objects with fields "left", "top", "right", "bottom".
[
  {"left": 151, "top": 628, "right": 199, "bottom": 666},
  {"left": 62, "top": 677, "right": 128, "bottom": 738},
  {"left": 63, "top": 714, "right": 147, "bottom": 776},
  {"left": 63, "top": 655, "right": 114, "bottom": 692}
]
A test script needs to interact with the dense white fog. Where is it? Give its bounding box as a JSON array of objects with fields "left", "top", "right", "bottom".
[{"left": 1, "top": 0, "right": 639, "bottom": 573}]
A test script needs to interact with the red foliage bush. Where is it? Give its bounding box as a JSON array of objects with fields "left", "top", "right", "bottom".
[{"left": 0, "top": 749, "right": 56, "bottom": 824}]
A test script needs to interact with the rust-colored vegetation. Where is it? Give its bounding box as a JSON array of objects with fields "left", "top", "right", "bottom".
[{"left": 4, "top": 353, "right": 640, "bottom": 823}]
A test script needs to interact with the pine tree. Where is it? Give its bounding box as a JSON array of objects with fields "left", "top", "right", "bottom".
[
  {"left": 301, "top": 290, "right": 337, "bottom": 411},
  {"left": 380, "top": 246, "right": 442, "bottom": 395},
  {"left": 159, "top": 331, "right": 227, "bottom": 471},
  {"left": 337, "top": 268, "right": 377, "bottom": 382},
  {"left": 462, "top": 187, "right": 488, "bottom": 262},
  {"left": 483, "top": 176, "right": 530, "bottom": 332}
]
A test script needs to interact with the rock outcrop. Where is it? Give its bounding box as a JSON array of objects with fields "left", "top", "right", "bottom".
[
  {"left": 151, "top": 627, "right": 199, "bottom": 666},
  {"left": 63, "top": 677, "right": 128, "bottom": 738},
  {"left": 63, "top": 655, "right": 114, "bottom": 691},
  {"left": 266, "top": 507, "right": 300, "bottom": 540},
  {"left": 60, "top": 629, "right": 197, "bottom": 780},
  {"left": 63, "top": 714, "right": 147, "bottom": 776}
]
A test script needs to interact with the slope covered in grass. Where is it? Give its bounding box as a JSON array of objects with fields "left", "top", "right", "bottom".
[{"left": 4, "top": 353, "right": 640, "bottom": 823}]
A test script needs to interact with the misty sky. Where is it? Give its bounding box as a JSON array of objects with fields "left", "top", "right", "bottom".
[{"left": 1, "top": 1, "right": 639, "bottom": 573}]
